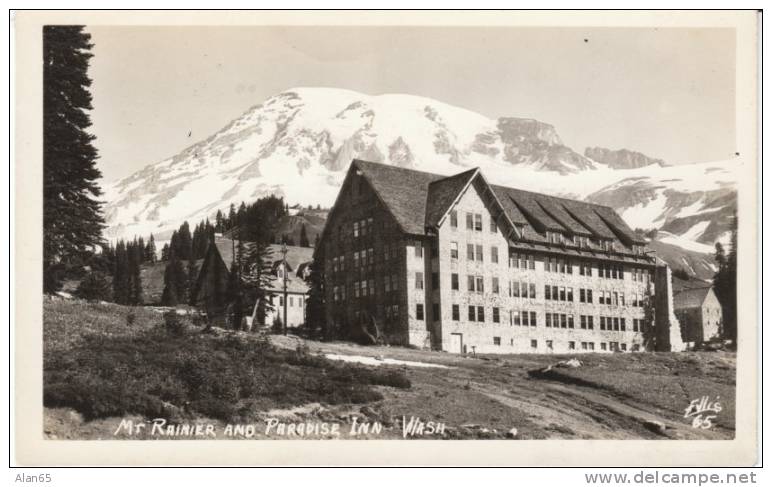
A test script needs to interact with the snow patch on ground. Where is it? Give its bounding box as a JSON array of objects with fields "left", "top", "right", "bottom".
[
  {"left": 324, "top": 353, "right": 450, "bottom": 369},
  {"left": 657, "top": 231, "right": 715, "bottom": 254}
]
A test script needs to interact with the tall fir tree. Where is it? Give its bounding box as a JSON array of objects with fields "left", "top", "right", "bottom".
[
  {"left": 299, "top": 224, "right": 310, "bottom": 247},
  {"left": 305, "top": 257, "right": 326, "bottom": 337},
  {"left": 43, "top": 26, "right": 105, "bottom": 292},
  {"left": 713, "top": 212, "right": 737, "bottom": 341},
  {"left": 145, "top": 234, "right": 157, "bottom": 263},
  {"left": 187, "top": 259, "right": 199, "bottom": 306}
]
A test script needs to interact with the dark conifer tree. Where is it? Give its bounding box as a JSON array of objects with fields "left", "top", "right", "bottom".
[
  {"left": 43, "top": 26, "right": 105, "bottom": 292},
  {"left": 305, "top": 257, "right": 326, "bottom": 337},
  {"left": 299, "top": 224, "right": 310, "bottom": 247},
  {"left": 187, "top": 259, "right": 199, "bottom": 305},
  {"left": 145, "top": 234, "right": 157, "bottom": 263},
  {"left": 713, "top": 212, "right": 738, "bottom": 341},
  {"left": 160, "top": 243, "right": 170, "bottom": 262}
]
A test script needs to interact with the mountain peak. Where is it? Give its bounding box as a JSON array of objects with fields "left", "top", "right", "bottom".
[{"left": 584, "top": 146, "right": 666, "bottom": 169}]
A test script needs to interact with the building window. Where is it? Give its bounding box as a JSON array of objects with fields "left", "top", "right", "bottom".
[
  {"left": 279, "top": 296, "right": 284, "bottom": 306},
  {"left": 384, "top": 275, "right": 391, "bottom": 292},
  {"left": 587, "top": 316, "right": 594, "bottom": 330},
  {"left": 369, "top": 279, "right": 375, "bottom": 296},
  {"left": 600, "top": 316, "right": 606, "bottom": 330},
  {"left": 601, "top": 343, "right": 607, "bottom": 351},
  {"left": 569, "top": 341, "right": 576, "bottom": 350},
  {"left": 614, "top": 317, "right": 620, "bottom": 331},
  {"left": 476, "top": 276, "right": 484, "bottom": 294},
  {"left": 415, "top": 272, "right": 424, "bottom": 289},
  {"left": 491, "top": 246, "right": 499, "bottom": 263},
  {"left": 568, "top": 315, "right": 574, "bottom": 329},
  {"left": 432, "top": 272, "right": 439, "bottom": 290},
  {"left": 452, "top": 304, "right": 460, "bottom": 321},
  {"left": 451, "top": 273, "right": 459, "bottom": 290},
  {"left": 559, "top": 287, "right": 566, "bottom": 301},
  {"left": 531, "top": 339, "right": 538, "bottom": 349},
  {"left": 545, "top": 285, "right": 551, "bottom": 300},
  {"left": 587, "top": 289, "right": 593, "bottom": 303},
  {"left": 511, "top": 310, "right": 520, "bottom": 326},
  {"left": 475, "top": 244, "right": 483, "bottom": 262},
  {"left": 468, "top": 306, "right": 476, "bottom": 322},
  {"left": 528, "top": 255, "right": 535, "bottom": 270},
  {"left": 467, "top": 275, "right": 475, "bottom": 292},
  {"left": 416, "top": 304, "right": 424, "bottom": 321},
  {"left": 353, "top": 221, "right": 360, "bottom": 238},
  {"left": 620, "top": 318, "right": 626, "bottom": 332},
  {"left": 450, "top": 241, "right": 459, "bottom": 259},
  {"left": 588, "top": 342, "right": 595, "bottom": 351},
  {"left": 560, "top": 314, "right": 567, "bottom": 329},
  {"left": 530, "top": 311, "right": 537, "bottom": 327},
  {"left": 433, "top": 304, "right": 440, "bottom": 322},
  {"left": 621, "top": 343, "right": 627, "bottom": 351},
  {"left": 466, "top": 212, "right": 474, "bottom": 230},
  {"left": 529, "top": 283, "right": 536, "bottom": 299},
  {"left": 450, "top": 210, "right": 458, "bottom": 228},
  {"left": 567, "top": 288, "right": 574, "bottom": 302},
  {"left": 493, "top": 307, "right": 500, "bottom": 323},
  {"left": 580, "top": 315, "right": 587, "bottom": 329},
  {"left": 545, "top": 312, "right": 552, "bottom": 327},
  {"left": 467, "top": 243, "right": 475, "bottom": 260},
  {"left": 477, "top": 306, "right": 485, "bottom": 322},
  {"left": 415, "top": 241, "right": 423, "bottom": 258},
  {"left": 492, "top": 277, "right": 500, "bottom": 294},
  {"left": 474, "top": 213, "right": 483, "bottom": 231},
  {"left": 493, "top": 336, "right": 501, "bottom": 346}
]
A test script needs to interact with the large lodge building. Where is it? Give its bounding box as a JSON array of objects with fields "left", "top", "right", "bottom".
[{"left": 317, "top": 159, "right": 684, "bottom": 354}]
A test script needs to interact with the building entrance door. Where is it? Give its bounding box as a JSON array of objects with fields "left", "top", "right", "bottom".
[{"left": 450, "top": 333, "right": 463, "bottom": 354}]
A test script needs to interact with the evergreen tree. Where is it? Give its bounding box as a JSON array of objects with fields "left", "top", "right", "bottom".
[
  {"left": 226, "top": 261, "right": 244, "bottom": 330},
  {"left": 242, "top": 240, "right": 275, "bottom": 326},
  {"left": 228, "top": 203, "right": 237, "bottom": 230},
  {"left": 713, "top": 213, "right": 738, "bottom": 341},
  {"left": 305, "top": 257, "right": 326, "bottom": 337},
  {"left": 129, "top": 240, "right": 143, "bottom": 305},
  {"left": 43, "top": 26, "right": 105, "bottom": 292},
  {"left": 299, "top": 224, "right": 310, "bottom": 247},
  {"left": 161, "top": 249, "right": 187, "bottom": 306},
  {"left": 145, "top": 234, "right": 157, "bottom": 263},
  {"left": 112, "top": 240, "right": 131, "bottom": 304},
  {"left": 177, "top": 221, "right": 192, "bottom": 260},
  {"left": 215, "top": 210, "right": 224, "bottom": 233},
  {"left": 75, "top": 270, "right": 113, "bottom": 302},
  {"left": 160, "top": 243, "right": 170, "bottom": 262},
  {"left": 187, "top": 259, "right": 199, "bottom": 306}
]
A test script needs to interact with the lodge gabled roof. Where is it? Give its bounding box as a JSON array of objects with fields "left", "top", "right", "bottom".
[
  {"left": 351, "top": 159, "right": 649, "bottom": 255},
  {"left": 673, "top": 286, "right": 714, "bottom": 310},
  {"left": 208, "top": 236, "right": 313, "bottom": 294}
]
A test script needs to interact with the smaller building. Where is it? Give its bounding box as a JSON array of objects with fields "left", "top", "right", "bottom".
[
  {"left": 193, "top": 234, "right": 313, "bottom": 329},
  {"left": 673, "top": 286, "right": 722, "bottom": 345}
]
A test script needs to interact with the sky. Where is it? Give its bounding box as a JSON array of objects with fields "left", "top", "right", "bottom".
[{"left": 85, "top": 26, "right": 736, "bottom": 183}]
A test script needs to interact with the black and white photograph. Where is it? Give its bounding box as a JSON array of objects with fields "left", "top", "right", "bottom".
[{"left": 12, "top": 9, "right": 760, "bottom": 468}]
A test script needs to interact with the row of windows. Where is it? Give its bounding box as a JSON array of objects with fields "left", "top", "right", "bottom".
[
  {"left": 449, "top": 210, "right": 500, "bottom": 234},
  {"left": 352, "top": 217, "right": 374, "bottom": 238},
  {"left": 488, "top": 338, "right": 637, "bottom": 352},
  {"left": 274, "top": 295, "right": 304, "bottom": 308}
]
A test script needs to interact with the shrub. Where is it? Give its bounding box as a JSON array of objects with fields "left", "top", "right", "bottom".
[{"left": 163, "top": 311, "right": 184, "bottom": 336}]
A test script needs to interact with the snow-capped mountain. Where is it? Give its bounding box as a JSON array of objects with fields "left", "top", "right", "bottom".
[{"left": 103, "top": 87, "right": 738, "bottom": 264}]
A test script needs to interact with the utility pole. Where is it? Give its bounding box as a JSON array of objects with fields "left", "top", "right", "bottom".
[{"left": 281, "top": 242, "right": 288, "bottom": 336}]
